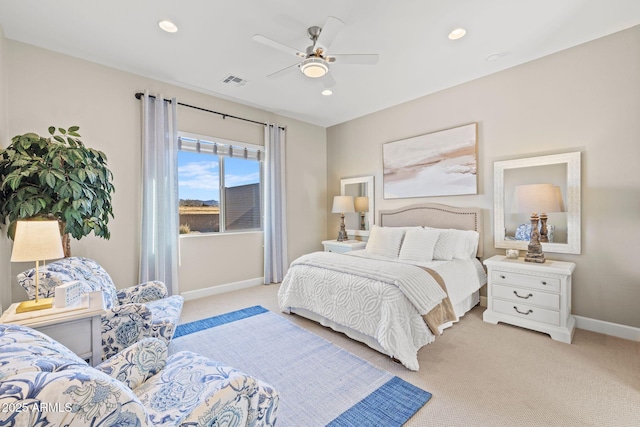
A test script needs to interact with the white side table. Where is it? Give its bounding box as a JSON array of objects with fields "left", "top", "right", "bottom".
[
  {"left": 322, "top": 240, "right": 366, "bottom": 254},
  {"left": 0, "top": 291, "right": 106, "bottom": 365},
  {"left": 483, "top": 255, "right": 575, "bottom": 343}
]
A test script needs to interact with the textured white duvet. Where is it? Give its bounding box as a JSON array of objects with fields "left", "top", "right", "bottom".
[{"left": 278, "top": 250, "right": 486, "bottom": 371}]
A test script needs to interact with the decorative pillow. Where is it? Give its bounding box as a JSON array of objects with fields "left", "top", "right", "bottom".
[
  {"left": 365, "top": 225, "right": 406, "bottom": 258},
  {"left": 399, "top": 228, "right": 441, "bottom": 262},
  {"left": 431, "top": 228, "right": 480, "bottom": 260}
]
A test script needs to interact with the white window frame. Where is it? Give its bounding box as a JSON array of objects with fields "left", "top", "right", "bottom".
[{"left": 178, "top": 131, "right": 264, "bottom": 234}]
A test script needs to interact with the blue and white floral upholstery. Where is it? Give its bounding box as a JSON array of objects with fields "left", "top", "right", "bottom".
[
  {"left": 17, "top": 256, "right": 184, "bottom": 360},
  {"left": 515, "top": 223, "right": 555, "bottom": 242},
  {"left": 0, "top": 324, "right": 280, "bottom": 427}
]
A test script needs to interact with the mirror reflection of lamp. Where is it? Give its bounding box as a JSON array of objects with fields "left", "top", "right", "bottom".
[
  {"left": 354, "top": 196, "right": 369, "bottom": 231},
  {"left": 11, "top": 220, "right": 64, "bottom": 312},
  {"left": 511, "top": 184, "right": 564, "bottom": 263},
  {"left": 332, "top": 196, "right": 355, "bottom": 242}
]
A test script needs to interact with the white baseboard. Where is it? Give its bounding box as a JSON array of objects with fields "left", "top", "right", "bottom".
[
  {"left": 574, "top": 315, "right": 640, "bottom": 342},
  {"left": 180, "top": 277, "right": 264, "bottom": 301}
]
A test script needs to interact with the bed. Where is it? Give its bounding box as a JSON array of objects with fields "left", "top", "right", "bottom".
[{"left": 278, "top": 203, "right": 487, "bottom": 371}]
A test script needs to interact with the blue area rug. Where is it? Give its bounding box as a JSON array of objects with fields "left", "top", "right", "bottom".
[{"left": 171, "top": 306, "right": 431, "bottom": 427}]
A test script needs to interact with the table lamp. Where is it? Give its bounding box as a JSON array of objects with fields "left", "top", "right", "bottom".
[
  {"left": 332, "top": 196, "right": 354, "bottom": 242},
  {"left": 354, "top": 196, "right": 369, "bottom": 231},
  {"left": 11, "top": 220, "right": 64, "bottom": 312},
  {"left": 511, "top": 184, "right": 563, "bottom": 263}
]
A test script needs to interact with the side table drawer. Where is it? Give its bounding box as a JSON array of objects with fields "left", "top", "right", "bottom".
[
  {"left": 492, "top": 283, "right": 560, "bottom": 310},
  {"left": 492, "top": 299, "right": 560, "bottom": 326},
  {"left": 492, "top": 270, "right": 560, "bottom": 292}
]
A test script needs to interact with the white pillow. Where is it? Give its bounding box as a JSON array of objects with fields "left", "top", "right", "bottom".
[
  {"left": 399, "top": 228, "right": 441, "bottom": 262},
  {"left": 431, "top": 228, "right": 480, "bottom": 260},
  {"left": 365, "top": 225, "right": 406, "bottom": 258}
]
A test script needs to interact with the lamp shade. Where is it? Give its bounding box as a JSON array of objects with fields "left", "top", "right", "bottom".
[
  {"left": 511, "top": 184, "right": 564, "bottom": 214},
  {"left": 332, "top": 196, "right": 355, "bottom": 214},
  {"left": 11, "top": 220, "right": 64, "bottom": 262},
  {"left": 354, "top": 196, "right": 369, "bottom": 213}
]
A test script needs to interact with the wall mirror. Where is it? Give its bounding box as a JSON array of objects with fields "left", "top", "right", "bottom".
[
  {"left": 494, "top": 152, "right": 581, "bottom": 254},
  {"left": 341, "top": 176, "right": 375, "bottom": 237}
]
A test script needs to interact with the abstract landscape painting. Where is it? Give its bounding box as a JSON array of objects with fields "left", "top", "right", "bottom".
[{"left": 383, "top": 123, "right": 477, "bottom": 199}]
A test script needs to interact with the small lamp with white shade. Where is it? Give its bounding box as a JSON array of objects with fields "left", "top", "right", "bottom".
[
  {"left": 11, "top": 220, "right": 64, "bottom": 312},
  {"left": 354, "top": 196, "right": 369, "bottom": 231},
  {"left": 332, "top": 196, "right": 355, "bottom": 242},
  {"left": 511, "top": 184, "right": 564, "bottom": 263}
]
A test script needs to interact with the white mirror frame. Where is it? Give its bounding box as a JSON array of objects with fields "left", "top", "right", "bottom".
[
  {"left": 341, "top": 176, "right": 375, "bottom": 237},
  {"left": 494, "top": 152, "right": 581, "bottom": 254}
]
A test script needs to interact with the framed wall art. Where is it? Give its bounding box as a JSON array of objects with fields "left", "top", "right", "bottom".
[{"left": 383, "top": 123, "right": 477, "bottom": 199}]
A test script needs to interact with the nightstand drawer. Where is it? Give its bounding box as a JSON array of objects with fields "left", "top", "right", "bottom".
[
  {"left": 492, "top": 270, "right": 560, "bottom": 292},
  {"left": 492, "top": 283, "right": 560, "bottom": 310},
  {"left": 492, "top": 299, "right": 560, "bottom": 326}
]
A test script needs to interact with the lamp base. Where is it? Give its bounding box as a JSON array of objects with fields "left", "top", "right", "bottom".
[
  {"left": 524, "top": 213, "right": 546, "bottom": 263},
  {"left": 16, "top": 297, "right": 54, "bottom": 313},
  {"left": 337, "top": 213, "right": 348, "bottom": 242},
  {"left": 524, "top": 252, "right": 546, "bottom": 263}
]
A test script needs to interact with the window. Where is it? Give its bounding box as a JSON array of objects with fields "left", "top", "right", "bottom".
[{"left": 177, "top": 132, "right": 263, "bottom": 234}]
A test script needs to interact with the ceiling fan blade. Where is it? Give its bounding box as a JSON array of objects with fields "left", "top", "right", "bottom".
[
  {"left": 267, "top": 63, "right": 300, "bottom": 79},
  {"left": 316, "top": 16, "right": 345, "bottom": 50},
  {"left": 329, "top": 54, "right": 379, "bottom": 65},
  {"left": 252, "top": 34, "right": 305, "bottom": 58}
]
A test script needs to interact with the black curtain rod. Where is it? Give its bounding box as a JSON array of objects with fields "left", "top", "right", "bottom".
[{"left": 134, "top": 92, "right": 284, "bottom": 130}]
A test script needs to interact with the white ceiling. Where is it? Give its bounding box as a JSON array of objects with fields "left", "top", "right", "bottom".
[{"left": 1, "top": 0, "right": 639, "bottom": 127}]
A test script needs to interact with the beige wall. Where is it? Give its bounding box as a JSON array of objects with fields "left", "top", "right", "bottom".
[
  {"left": 327, "top": 26, "right": 640, "bottom": 328},
  {"left": 5, "top": 40, "right": 326, "bottom": 301},
  {"left": 0, "top": 25, "right": 10, "bottom": 312}
]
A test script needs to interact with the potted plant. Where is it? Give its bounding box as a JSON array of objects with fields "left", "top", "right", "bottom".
[{"left": 0, "top": 126, "right": 115, "bottom": 256}]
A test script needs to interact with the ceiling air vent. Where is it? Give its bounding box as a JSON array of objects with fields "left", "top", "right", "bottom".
[{"left": 221, "top": 74, "right": 248, "bottom": 87}]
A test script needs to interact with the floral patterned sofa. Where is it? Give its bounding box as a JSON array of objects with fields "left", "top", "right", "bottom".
[
  {"left": 0, "top": 324, "right": 279, "bottom": 426},
  {"left": 17, "top": 256, "right": 184, "bottom": 359}
]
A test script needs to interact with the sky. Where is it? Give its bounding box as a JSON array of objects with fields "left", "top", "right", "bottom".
[{"left": 178, "top": 151, "right": 260, "bottom": 201}]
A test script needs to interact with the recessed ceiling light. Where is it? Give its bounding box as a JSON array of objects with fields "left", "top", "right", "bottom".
[
  {"left": 158, "top": 20, "right": 178, "bottom": 33},
  {"left": 448, "top": 28, "right": 466, "bottom": 40},
  {"left": 322, "top": 89, "right": 333, "bottom": 96}
]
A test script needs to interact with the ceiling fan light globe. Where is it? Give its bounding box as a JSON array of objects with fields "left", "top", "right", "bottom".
[{"left": 300, "top": 58, "right": 329, "bottom": 78}]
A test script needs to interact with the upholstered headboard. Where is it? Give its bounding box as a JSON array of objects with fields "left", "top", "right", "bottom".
[{"left": 379, "top": 203, "right": 484, "bottom": 258}]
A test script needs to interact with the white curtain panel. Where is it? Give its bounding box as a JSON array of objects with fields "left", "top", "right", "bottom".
[
  {"left": 140, "top": 91, "right": 180, "bottom": 295},
  {"left": 264, "top": 124, "right": 288, "bottom": 284}
]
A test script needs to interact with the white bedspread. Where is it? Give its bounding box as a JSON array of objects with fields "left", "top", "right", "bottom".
[{"left": 278, "top": 251, "right": 486, "bottom": 371}]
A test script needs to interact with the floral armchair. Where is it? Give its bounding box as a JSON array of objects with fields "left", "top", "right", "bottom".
[
  {"left": 0, "top": 324, "right": 279, "bottom": 426},
  {"left": 17, "top": 256, "right": 184, "bottom": 359}
]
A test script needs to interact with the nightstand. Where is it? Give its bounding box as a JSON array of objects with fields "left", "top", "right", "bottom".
[
  {"left": 321, "top": 239, "right": 366, "bottom": 254},
  {"left": 0, "top": 291, "right": 106, "bottom": 365},
  {"left": 482, "top": 255, "right": 575, "bottom": 343}
]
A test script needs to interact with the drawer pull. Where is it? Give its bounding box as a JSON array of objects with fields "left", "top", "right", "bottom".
[
  {"left": 513, "top": 306, "right": 533, "bottom": 315},
  {"left": 513, "top": 291, "right": 533, "bottom": 299},
  {"left": 500, "top": 275, "right": 506, "bottom": 279},
  {"left": 541, "top": 281, "right": 548, "bottom": 285}
]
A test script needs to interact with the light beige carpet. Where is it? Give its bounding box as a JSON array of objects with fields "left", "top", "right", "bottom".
[{"left": 179, "top": 284, "right": 640, "bottom": 427}]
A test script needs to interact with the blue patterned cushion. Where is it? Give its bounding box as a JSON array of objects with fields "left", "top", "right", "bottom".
[{"left": 515, "top": 223, "right": 555, "bottom": 242}]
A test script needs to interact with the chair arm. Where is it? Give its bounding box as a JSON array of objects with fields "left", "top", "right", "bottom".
[
  {"left": 96, "top": 338, "right": 167, "bottom": 390},
  {"left": 176, "top": 372, "right": 264, "bottom": 427},
  {"left": 117, "top": 280, "right": 168, "bottom": 305},
  {"left": 102, "top": 303, "right": 153, "bottom": 359},
  {"left": 133, "top": 352, "right": 278, "bottom": 426}
]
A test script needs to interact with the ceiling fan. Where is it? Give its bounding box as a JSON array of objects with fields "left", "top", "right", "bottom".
[{"left": 252, "top": 16, "right": 379, "bottom": 87}]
